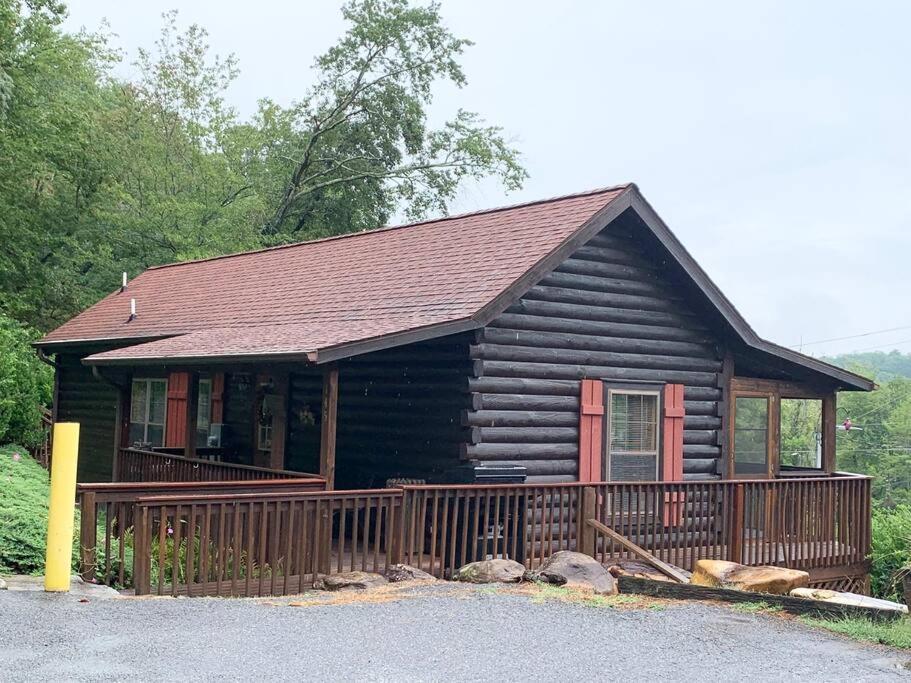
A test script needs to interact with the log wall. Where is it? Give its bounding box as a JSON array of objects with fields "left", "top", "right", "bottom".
[
  {"left": 288, "top": 336, "right": 472, "bottom": 488},
  {"left": 466, "top": 219, "right": 726, "bottom": 483},
  {"left": 56, "top": 354, "right": 119, "bottom": 481}
]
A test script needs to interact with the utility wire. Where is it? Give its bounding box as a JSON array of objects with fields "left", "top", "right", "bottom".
[{"left": 790, "top": 324, "right": 911, "bottom": 348}]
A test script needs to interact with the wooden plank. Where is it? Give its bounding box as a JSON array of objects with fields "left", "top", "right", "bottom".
[
  {"left": 319, "top": 364, "right": 339, "bottom": 490},
  {"left": 586, "top": 518, "right": 689, "bottom": 583},
  {"left": 617, "top": 576, "right": 902, "bottom": 621}
]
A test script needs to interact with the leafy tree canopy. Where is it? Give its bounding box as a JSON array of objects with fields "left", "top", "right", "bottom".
[{"left": 0, "top": 0, "right": 526, "bottom": 331}]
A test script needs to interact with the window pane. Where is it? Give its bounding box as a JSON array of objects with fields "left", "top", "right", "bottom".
[
  {"left": 197, "top": 380, "right": 211, "bottom": 431},
  {"left": 147, "top": 424, "right": 164, "bottom": 446},
  {"left": 130, "top": 381, "right": 148, "bottom": 423},
  {"left": 148, "top": 380, "right": 167, "bottom": 424},
  {"left": 734, "top": 397, "right": 768, "bottom": 473},
  {"left": 610, "top": 393, "right": 658, "bottom": 452},
  {"left": 128, "top": 423, "right": 145, "bottom": 445},
  {"left": 780, "top": 398, "right": 823, "bottom": 468}
]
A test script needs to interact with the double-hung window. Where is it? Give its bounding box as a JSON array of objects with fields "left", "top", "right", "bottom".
[
  {"left": 129, "top": 378, "right": 167, "bottom": 446},
  {"left": 606, "top": 388, "right": 661, "bottom": 481}
]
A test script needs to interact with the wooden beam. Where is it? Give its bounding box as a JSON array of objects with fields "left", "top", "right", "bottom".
[
  {"left": 822, "top": 392, "right": 837, "bottom": 474},
  {"left": 319, "top": 364, "right": 339, "bottom": 489},
  {"left": 185, "top": 371, "right": 199, "bottom": 460},
  {"left": 585, "top": 518, "right": 689, "bottom": 583},
  {"left": 270, "top": 372, "right": 289, "bottom": 471}
]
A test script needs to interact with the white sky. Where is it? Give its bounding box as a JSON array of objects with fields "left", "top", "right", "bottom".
[{"left": 62, "top": 1, "right": 911, "bottom": 359}]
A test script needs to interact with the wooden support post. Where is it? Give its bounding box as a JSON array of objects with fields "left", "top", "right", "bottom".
[
  {"left": 185, "top": 372, "right": 199, "bottom": 461},
  {"left": 270, "top": 372, "right": 289, "bottom": 471},
  {"left": 822, "top": 393, "right": 837, "bottom": 474},
  {"left": 132, "top": 505, "right": 152, "bottom": 595},
  {"left": 79, "top": 491, "right": 97, "bottom": 582},
  {"left": 730, "top": 483, "right": 745, "bottom": 563},
  {"left": 319, "top": 364, "right": 339, "bottom": 490},
  {"left": 579, "top": 486, "right": 597, "bottom": 557},
  {"left": 112, "top": 378, "right": 131, "bottom": 482}
]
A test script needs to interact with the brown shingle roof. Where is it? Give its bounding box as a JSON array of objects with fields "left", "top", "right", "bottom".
[{"left": 41, "top": 185, "right": 630, "bottom": 362}]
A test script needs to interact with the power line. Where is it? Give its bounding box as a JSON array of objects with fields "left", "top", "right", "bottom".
[
  {"left": 790, "top": 324, "right": 911, "bottom": 349},
  {"left": 842, "top": 337, "right": 911, "bottom": 354}
]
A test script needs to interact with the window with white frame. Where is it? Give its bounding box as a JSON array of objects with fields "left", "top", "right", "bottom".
[
  {"left": 129, "top": 378, "right": 167, "bottom": 446},
  {"left": 196, "top": 378, "right": 212, "bottom": 447},
  {"left": 606, "top": 388, "right": 661, "bottom": 481}
]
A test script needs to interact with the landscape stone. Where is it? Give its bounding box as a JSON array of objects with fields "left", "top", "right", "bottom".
[
  {"left": 453, "top": 559, "right": 525, "bottom": 584},
  {"left": 790, "top": 587, "right": 909, "bottom": 614},
  {"left": 528, "top": 551, "right": 617, "bottom": 595},
  {"left": 384, "top": 564, "right": 436, "bottom": 583},
  {"left": 607, "top": 560, "right": 674, "bottom": 583},
  {"left": 314, "top": 571, "right": 388, "bottom": 591},
  {"left": 691, "top": 560, "right": 808, "bottom": 595}
]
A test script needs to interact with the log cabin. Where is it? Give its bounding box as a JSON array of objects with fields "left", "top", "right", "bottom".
[{"left": 37, "top": 184, "right": 876, "bottom": 594}]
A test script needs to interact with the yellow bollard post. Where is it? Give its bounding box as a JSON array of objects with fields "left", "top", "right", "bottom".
[{"left": 44, "top": 422, "right": 80, "bottom": 592}]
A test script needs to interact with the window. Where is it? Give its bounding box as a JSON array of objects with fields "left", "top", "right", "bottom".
[
  {"left": 196, "top": 379, "right": 212, "bottom": 447},
  {"left": 780, "top": 398, "right": 823, "bottom": 469},
  {"left": 733, "top": 396, "right": 770, "bottom": 475},
  {"left": 129, "top": 378, "right": 167, "bottom": 446},
  {"left": 606, "top": 389, "right": 660, "bottom": 481}
]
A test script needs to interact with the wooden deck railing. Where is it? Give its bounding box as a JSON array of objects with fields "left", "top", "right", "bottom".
[
  {"left": 115, "top": 447, "right": 320, "bottom": 483},
  {"left": 131, "top": 489, "right": 402, "bottom": 597},
  {"left": 80, "top": 474, "right": 871, "bottom": 596},
  {"left": 78, "top": 479, "right": 327, "bottom": 588},
  {"left": 28, "top": 407, "right": 53, "bottom": 469}
]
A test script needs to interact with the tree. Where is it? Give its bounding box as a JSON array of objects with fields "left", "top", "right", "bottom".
[
  {"left": 252, "top": 0, "right": 527, "bottom": 239},
  {"left": 0, "top": 313, "right": 52, "bottom": 447}
]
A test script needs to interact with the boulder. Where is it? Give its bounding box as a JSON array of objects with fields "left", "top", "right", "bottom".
[
  {"left": 314, "top": 571, "right": 388, "bottom": 591},
  {"left": 691, "top": 560, "right": 808, "bottom": 595},
  {"left": 454, "top": 559, "right": 526, "bottom": 584},
  {"left": 790, "top": 588, "right": 909, "bottom": 614},
  {"left": 528, "top": 551, "right": 617, "bottom": 595},
  {"left": 384, "top": 564, "right": 436, "bottom": 583},
  {"left": 607, "top": 560, "right": 674, "bottom": 583}
]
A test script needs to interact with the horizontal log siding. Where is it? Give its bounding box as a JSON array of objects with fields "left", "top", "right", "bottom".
[
  {"left": 468, "top": 226, "right": 725, "bottom": 483},
  {"left": 56, "top": 354, "right": 118, "bottom": 481},
  {"left": 289, "top": 336, "right": 472, "bottom": 488}
]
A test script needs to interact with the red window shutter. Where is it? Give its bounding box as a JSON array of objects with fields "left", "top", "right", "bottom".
[
  {"left": 211, "top": 372, "right": 225, "bottom": 423},
  {"left": 165, "top": 371, "right": 189, "bottom": 447},
  {"left": 578, "top": 379, "right": 604, "bottom": 482},
  {"left": 662, "top": 383, "right": 685, "bottom": 525}
]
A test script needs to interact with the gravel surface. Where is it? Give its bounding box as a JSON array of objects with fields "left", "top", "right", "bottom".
[{"left": 1, "top": 583, "right": 909, "bottom": 681}]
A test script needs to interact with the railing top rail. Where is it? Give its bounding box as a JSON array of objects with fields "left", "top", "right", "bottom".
[
  {"left": 398, "top": 475, "right": 870, "bottom": 492},
  {"left": 121, "top": 447, "right": 321, "bottom": 480},
  {"left": 78, "top": 478, "right": 326, "bottom": 496},
  {"left": 133, "top": 487, "right": 404, "bottom": 507}
]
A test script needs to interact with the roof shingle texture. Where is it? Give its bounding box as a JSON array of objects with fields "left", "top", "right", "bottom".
[{"left": 41, "top": 186, "right": 628, "bottom": 361}]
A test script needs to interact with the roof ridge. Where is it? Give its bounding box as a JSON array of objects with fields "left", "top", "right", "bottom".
[{"left": 146, "top": 183, "right": 632, "bottom": 272}]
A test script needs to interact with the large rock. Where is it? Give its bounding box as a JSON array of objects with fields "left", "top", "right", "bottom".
[
  {"left": 691, "top": 560, "right": 808, "bottom": 595},
  {"left": 790, "top": 588, "right": 909, "bottom": 614},
  {"left": 607, "top": 560, "right": 675, "bottom": 583},
  {"left": 384, "top": 564, "right": 436, "bottom": 583},
  {"left": 528, "top": 551, "right": 617, "bottom": 595},
  {"left": 454, "top": 559, "right": 526, "bottom": 584},
  {"left": 314, "top": 571, "right": 388, "bottom": 591}
]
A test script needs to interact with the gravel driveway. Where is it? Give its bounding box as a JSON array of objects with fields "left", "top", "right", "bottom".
[{"left": 1, "top": 583, "right": 908, "bottom": 681}]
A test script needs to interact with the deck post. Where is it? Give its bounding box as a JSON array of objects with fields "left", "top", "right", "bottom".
[
  {"left": 821, "top": 393, "right": 837, "bottom": 474},
  {"left": 579, "top": 486, "right": 597, "bottom": 557},
  {"left": 319, "top": 364, "right": 339, "bottom": 490},
  {"left": 78, "top": 490, "right": 97, "bottom": 582},
  {"left": 184, "top": 372, "right": 199, "bottom": 461},
  {"left": 730, "top": 483, "right": 745, "bottom": 563}
]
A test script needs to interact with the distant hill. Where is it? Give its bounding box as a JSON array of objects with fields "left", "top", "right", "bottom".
[{"left": 822, "top": 350, "right": 911, "bottom": 381}]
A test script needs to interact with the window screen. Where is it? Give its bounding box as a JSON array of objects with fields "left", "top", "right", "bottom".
[
  {"left": 129, "top": 378, "right": 167, "bottom": 446},
  {"left": 734, "top": 396, "right": 769, "bottom": 475},
  {"left": 607, "top": 390, "right": 660, "bottom": 481}
]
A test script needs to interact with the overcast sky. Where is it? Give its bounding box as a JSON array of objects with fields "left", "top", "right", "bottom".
[{"left": 62, "top": 1, "right": 911, "bottom": 359}]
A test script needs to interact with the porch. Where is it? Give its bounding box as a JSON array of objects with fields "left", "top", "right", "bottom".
[{"left": 77, "top": 451, "right": 872, "bottom": 597}]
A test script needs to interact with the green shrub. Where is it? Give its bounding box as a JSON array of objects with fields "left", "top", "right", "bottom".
[
  {"left": 871, "top": 504, "right": 911, "bottom": 601},
  {"left": 801, "top": 615, "right": 911, "bottom": 650},
  {"left": 0, "top": 315, "right": 53, "bottom": 448},
  {"left": 0, "top": 445, "right": 79, "bottom": 575}
]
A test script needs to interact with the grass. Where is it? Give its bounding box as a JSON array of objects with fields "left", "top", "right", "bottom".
[
  {"left": 730, "top": 601, "right": 784, "bottom": 614},
  {"left": 526, "top": 582, "right": 662, "bottom": 609},
  {"left": 801, "top": 615, "right": 911, "bottom": 650}
]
